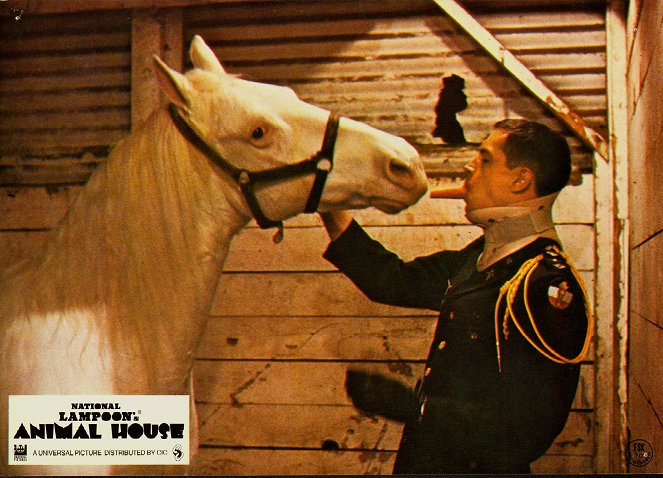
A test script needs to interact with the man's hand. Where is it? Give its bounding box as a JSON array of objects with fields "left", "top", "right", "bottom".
[
  {"left": 319, "top": 211, "right": 353, "bottom": 241},
  {"left": 345, "top": 369, "right": 421, "bottom": 423}
]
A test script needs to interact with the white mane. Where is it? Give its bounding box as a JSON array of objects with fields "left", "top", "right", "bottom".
[{"left": 2, "top": 110, "right": 247, "bottom": 388}]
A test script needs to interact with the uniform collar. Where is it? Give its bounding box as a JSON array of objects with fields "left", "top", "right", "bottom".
[{"left": 466, "top": 193, "right": 560, "bottom": 271}]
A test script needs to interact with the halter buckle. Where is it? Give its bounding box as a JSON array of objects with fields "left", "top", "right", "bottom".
[
  {"left": 316, "top": 158, "right": 332, "bottom": 172},
  {"left": 238, "top": 170, "right": 250, "bottom": 186}
]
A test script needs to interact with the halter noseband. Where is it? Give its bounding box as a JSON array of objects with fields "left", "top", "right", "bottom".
[{"left": 168, "top": 103, "right": 340, "bottom": 241}]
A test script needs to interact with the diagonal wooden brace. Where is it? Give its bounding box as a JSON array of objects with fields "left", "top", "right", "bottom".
[{"left": 432, "top": 0, "right": 609, "bottom": 161}]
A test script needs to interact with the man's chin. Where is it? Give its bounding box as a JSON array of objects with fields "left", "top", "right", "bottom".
[{"left": 463, "top": 203, "right": 482, "bottom": 225}]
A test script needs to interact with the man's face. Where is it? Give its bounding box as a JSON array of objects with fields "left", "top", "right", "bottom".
[{"left": 463, "top": 128, "right": 522, "bottom": 212}]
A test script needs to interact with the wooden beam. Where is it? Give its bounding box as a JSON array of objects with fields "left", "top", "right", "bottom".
[
  {"left": 131, "top": 8, "right": 183, "bottom": 130},
  {"left": 7, "top": 0, "right": 242, "bottom": 14},
  {"left": 431, "top": 0, "right": 610, "bottom": 161}
]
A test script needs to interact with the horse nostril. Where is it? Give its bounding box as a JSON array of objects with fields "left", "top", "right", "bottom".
[
  {"left": 388, "top": 157, "right": 424, "bottom": 193},
  {"left": 388, "top": 158, "right": 413, "bottom": 180}
]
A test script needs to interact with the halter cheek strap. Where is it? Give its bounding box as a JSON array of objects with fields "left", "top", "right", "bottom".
[
  {"left": 168, "top": 104, "right": 340, "bottom": 241},
  {"left": 305, "top": 113, "right": 339, "bottom": 213}
]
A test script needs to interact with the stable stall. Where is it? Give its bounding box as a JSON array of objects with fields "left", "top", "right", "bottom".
[{"left": 1, "top": 0, "right": 635, "bottom": 474}]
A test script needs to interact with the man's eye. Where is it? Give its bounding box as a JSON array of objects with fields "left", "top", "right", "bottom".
[{"left": 252, "top": 127, "right": 265, "bottom": 140}]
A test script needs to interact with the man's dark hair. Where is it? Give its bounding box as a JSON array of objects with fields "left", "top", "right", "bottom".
[{"left": 493, "top": 119, "right": 571, "bottom": 196}]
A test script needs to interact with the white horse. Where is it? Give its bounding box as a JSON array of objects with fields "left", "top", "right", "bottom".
[{"left": 0, "top": 36, "right": 427, "bottom": 475}]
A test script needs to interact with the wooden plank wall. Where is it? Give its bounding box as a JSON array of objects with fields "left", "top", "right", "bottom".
[
  {"left": 0, "top": 0, "right": 607, "bottom": 474},
  {"left": 183, "top": 0, "right": 605, "bottom": 176},
  {"left": 0, "top": 179, "right": 597, "bottom": 474},
  {"left": 0, "top": 0, "right": 607, "bottom": 183},
  {"left": 625, "top": 0, "right": 663, "bottom": 473},
  {"left": 0, "top": 9, "right": 131, "bottom": 184}
]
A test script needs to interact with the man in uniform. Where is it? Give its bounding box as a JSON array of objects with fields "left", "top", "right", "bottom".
[{"left": 319, "top": 119, "right": 592, "bottom": 474}]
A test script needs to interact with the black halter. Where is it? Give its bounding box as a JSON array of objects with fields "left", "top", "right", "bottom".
[{"left": 168, "top": 103, "right": 340, "bottom": 239}]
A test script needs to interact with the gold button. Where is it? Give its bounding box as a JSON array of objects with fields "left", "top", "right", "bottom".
[
  {"left": 438, "top": 340, "right": 447, "bottom": 350},
  {"left": 449, "top": 311, "right": 455, "bottom": 320},
  {"left": 424, "top": 368, "right": 432, "bottom": 376},
  {"left": 470, "top": 332, "right": 478, "bottom": 340}
]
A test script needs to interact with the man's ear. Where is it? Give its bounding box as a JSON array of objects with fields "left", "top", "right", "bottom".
[{"left": 510, "top": 167, "right": 535, "bottom": 194}]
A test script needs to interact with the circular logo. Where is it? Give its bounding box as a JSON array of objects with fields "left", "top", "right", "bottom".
[
  {"left": 172, "top": 444, "right": 183, "bottom": 462},
  {"left": 627, "top": 439, "right": 653, "bottom": 467}
]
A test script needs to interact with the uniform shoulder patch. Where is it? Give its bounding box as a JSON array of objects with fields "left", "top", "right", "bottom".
[{"left": 547, "top": 279, "right": 574, "bottom": 310}]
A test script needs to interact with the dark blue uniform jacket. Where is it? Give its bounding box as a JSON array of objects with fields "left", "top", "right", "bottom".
[{"left": 323, "top": 220, "right": 589, "bottom": 474}]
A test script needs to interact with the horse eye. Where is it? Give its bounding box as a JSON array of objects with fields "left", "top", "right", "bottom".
[{"left": 251, "top": 127, "right": 265, "bottom": 140}]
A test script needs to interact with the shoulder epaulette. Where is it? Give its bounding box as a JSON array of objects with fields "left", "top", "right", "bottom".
[
  {"left": 494, "top": 245, "right": 593, "bottom": 373},
  {"left": 543, "top": 244, "right": 569, "bottom": 270}
]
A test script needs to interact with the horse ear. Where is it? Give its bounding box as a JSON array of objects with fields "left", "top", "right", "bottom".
[
  {"left": 152, "top": 55, "right": 191, "bottom": 109},
  {"left": 189, "top": 35, "right": 225, "bottom": 75}
]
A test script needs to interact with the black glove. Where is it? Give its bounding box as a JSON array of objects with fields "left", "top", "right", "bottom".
[{"left": 345, "top": 369, "right": 421, "bottom": 423}]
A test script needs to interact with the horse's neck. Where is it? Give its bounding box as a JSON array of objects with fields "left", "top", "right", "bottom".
[{"left": 35, "top": 111, "right": 249, "bottom": 389}]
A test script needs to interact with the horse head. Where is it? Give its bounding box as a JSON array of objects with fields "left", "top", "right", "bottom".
[{"left": 153, "top": 36, "right": 428, "bottom": 230}]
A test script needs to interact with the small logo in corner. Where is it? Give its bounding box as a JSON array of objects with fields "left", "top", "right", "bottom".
[
  {"left": 14, "top": 444, "right": 28, "bottom": 462},
  {"left": 172, "top": 444, "right": 183, "bottom": 462},
  {"left": 627, "top": 439, "right": 653, "bottom": 467}
]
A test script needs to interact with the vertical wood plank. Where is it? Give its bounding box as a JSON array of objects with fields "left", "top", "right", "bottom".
[
  {"left": 592, "top": 1, "right": 629, "bottom": 473},
  {"left": 593, "top": 152, "right": 617, "bottom": 470},
  {"left": 605, "top": 0, "right": 630, "bottom": 473},
  {"left": 625, "top": 1, "right": 663, "bottom": 475},
  {"left": 131, "top": 8, "right": 183, "bottom": 130}
]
